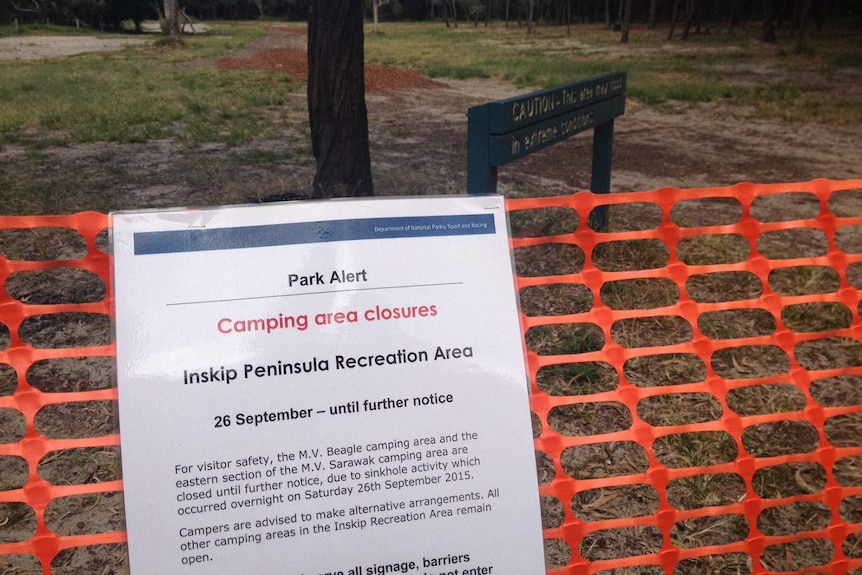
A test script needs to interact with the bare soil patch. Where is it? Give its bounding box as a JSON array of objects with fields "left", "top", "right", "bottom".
[
  {"left": 0, "top": 35, "right": 147, "bottom": 60},
  {"left": 214, "top": 28, "right": 444, "bottom": 93}
]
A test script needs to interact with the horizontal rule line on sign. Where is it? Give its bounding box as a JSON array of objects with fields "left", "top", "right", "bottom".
[
  {"left": 133, "top": 214, "right": 496, "bottom": 255},
  {"left": 166, "top": 282, "right": 464, "bottom": 307}
]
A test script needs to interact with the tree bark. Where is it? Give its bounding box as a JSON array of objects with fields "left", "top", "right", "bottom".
[
  {"left": 166, "top": 0, "right": 181, "bottom": 45},
  {"left": 307, "top": 0, "right": 374, "bottom": 198},
  {"left": 527, "top": 0, "right": 535, "bottom": 33}
]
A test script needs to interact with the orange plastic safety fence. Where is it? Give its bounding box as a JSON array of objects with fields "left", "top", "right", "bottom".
[
  {"left": 0, "top": 180, "right": 860, "bottom": 575},
  {"left": 0, "top": 212, "right": 119, "bottom": 574},
  {"left": 513, "top": 179, "right": 862, "bottom": 575}
]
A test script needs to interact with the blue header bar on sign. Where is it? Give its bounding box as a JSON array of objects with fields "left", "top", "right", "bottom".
[{"left": 134, "top": 214, "right": 496, "bottom": 255}]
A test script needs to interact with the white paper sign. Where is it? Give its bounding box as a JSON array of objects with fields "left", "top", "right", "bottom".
[{"left": 112, "top": 196, "right": 545, "bottom": 575}]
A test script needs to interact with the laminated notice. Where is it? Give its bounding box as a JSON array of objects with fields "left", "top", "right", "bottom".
[{"left": 112, "top": 195, "right": 545, "bottom": 575}]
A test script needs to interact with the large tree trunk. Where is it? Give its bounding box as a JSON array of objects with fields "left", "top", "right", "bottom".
[{"left": 307, "top": 0, "right": 373, "bottom": 198}]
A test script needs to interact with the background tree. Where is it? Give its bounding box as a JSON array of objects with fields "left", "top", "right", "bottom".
[
  {"left": 307, "top": 0, "right": 374, "bottom": 198},
  {"left": 794, "top": 0, "right": 812, "bottom": 53},
  {"left": 763, "top": 0, "right": 776, "bottom": 42},
  {"left": 371, "top": 0, "right": 390, "bottom": 33},
  {"left": 648, "top": 0, "right": 658, "bottom": 28},
  {"left": 620, "top": 0, "right": 631, "bottom": 41},
  {"left": 103, "top": 0, "right": 153, "bottom": 31},
  {"left": 165, "top": 0, "right": 181, "bottom": 44},
  {"left": 681, "top": 0, "right": 698, "bottom": 40}
]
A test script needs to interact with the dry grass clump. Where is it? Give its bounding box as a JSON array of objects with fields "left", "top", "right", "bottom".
[
  {"left": 519, "top": 283, "right": 593, "bottom": 316},
  {"left": 536, "top": 361, "right": 619, "bottom": 396},
  {"left": 600, "top": 278, "right": 679, "bottom": 309},
  {"left": 623, "top": 353, "right": 706, "bottom": 387},
  {"left": 549, "top": 402, "right": 632, "bottom": 436}
]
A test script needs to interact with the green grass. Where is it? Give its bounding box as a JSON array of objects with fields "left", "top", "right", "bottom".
[
  {"left": 0, "top": 20, "right": 859, "bottom": 147},
  {"left": 0, "top": 22, "right": 98, "bottom": 37},
  {"left": 0, "top": 23, "right": 298, "bottom": 146},
  {"left": 364, "top": 22, "right": 861, "bottom": 124}
]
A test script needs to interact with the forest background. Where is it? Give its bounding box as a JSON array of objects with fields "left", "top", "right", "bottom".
[{"left": 3, "top": 0, "right": 860, "bottom": 41}]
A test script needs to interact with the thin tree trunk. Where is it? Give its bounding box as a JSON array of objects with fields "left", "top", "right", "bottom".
[
  {"left": 648, "top": 0, "right": 657, "bottom": 28},
  {"left": 620, "top": 0, "right": 631, "bottom": 42},
  {"left": 605, "top": 0, "right": 611, "bottom": 28},
  {"left": 728, "top": 0, "right": 740, "bottom": 31},
  {"left": 794, "top": 0, "right": 812, "bottom": 52},
  {"left": 451, "top": 0, "right": 458, "bottom": 26},
  {"left": 166, "top": 0, "right": 180, "bottom": 44},
  {"left": 763, "top": 0, "right": 776, "bottom": 42},
  {"left": 567, "top": 0, "right": 571, "bottom": 34},
  {"left": 682, "top": 0, "right": 695, "bottom": 40},
  {"left": 527, "top": 0, "right": 535, "bottom": 33},
  {"left": 791, "top": 0, "right": 802, "bottom": 36},
  {"left": 505, "top": 0, "right": 510, "bottom": 26},
  {"left": 307, "top": 0, "right": 373, "bottom": 198},
  {"left": 373, "top": 0, "right": 380, "bottom": 34},
  {"left": 668, "top": 0, "right": 681, "bottom": 39}
]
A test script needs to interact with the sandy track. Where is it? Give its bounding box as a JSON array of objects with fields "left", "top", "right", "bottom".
[{"left": 0, "top": 35, "right": 148, "bottom": 60}]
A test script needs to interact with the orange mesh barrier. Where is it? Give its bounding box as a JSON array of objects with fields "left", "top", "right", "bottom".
[
  {"left": 0, "top": 212, "right": 120, "bottom": 574},
  {"left": 1, "top": 180, "right": 861, "bottom": 575}
]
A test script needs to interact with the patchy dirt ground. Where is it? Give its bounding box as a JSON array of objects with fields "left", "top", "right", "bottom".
[
  {"left": 0, "top": 27, "right": 860, "bottom": 217},
  {"left": 0, "top": 35, "right": 148, "bottom": 60}
]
